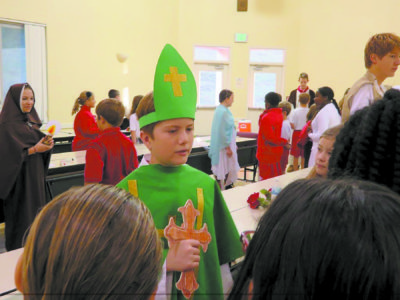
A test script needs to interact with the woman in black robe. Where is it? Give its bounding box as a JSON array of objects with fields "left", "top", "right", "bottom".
[{"left": 0, "top": 83, "right": 53, "bottom": 251}]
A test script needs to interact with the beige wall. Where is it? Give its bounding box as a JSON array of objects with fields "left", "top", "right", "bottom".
[
  {"left": 1, "top": 0, "right": 179, "bottom": 125},
  {"left": 1, "top": 0, "right": 400, "bottom": 134}
]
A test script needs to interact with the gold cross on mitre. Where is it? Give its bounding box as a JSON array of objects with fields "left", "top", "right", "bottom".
[
  {"left": 164, "top": 66, "right": 187, "bottom": 97},
  {"left": 164, "top": 199, "right": 212, "bottom": 299}
]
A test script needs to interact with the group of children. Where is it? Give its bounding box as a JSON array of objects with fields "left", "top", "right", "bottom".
[
  {"left": 258, "top": 32, "right": 400, "bottom": 181},
  {"left": 257, "top": 89, "right": 311, "bottom": 180},
  {"left": 10, "top": 31, "right": 400, "bottom": 298},
  {"left": 14, "top": 44, "right": 243, "bottom": 299},
  {"left": 70, "top": 89, "right": 145, "bottom": 185}
]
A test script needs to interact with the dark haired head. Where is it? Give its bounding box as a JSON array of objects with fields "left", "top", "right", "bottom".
[
  {"left": 108, "top": 89, "right": 120, "bottom": 99},
  {"left": 318, "top": 86, "right": 334, "bottom": 100},
  {"left": 229, "top": 178, "right": 400, "bottom": 299},
  {"left": 219, "top": 89, "right": 233, "bottom": 103},
  {"left": 329, "top": 88, "right": 400, "bottom": 193},
  {"left": 316, "top": 86, "right": 341, "bottom": 115},
  {"left": 264, "top": 92, "right": 281, "bottom": 108}
]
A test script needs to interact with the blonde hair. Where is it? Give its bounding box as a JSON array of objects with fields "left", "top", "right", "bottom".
[
  {"left": 21, "top": 184, "right": 162, "bottom": 299},
  {"left": 71, "top": 91, "right": 94, "bottom": 115},
  {"left": 278, "top": 101, "right": 292, "bottom": 115},
  {"left": 306, "top": 124, "right": 343, "bottom": 179}
]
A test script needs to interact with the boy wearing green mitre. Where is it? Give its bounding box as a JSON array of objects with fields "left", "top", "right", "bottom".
[{"left": 117, "top": 44, "right": 243, "bottom": 299}]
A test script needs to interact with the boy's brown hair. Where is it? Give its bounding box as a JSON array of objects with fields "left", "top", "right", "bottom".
[
  {"left": 129, "top": 95, "right": 144, "bottom": 115},
  {"left": 21, "top": 184, "right": 162, "bottom": 298},
  {"left": 278, "top": 101, "right": 292, "bottom": 116},
  {"left": 298, "top": 72, "right": 309, "bottom": 80},
  {"left": 136, "top": 92, "right": 157, "bottom": 138},
  {"left": 96, "top": 98, "right": 125, "bottom": 127},
  {"left": 364, "top": 33, "right": 400, "bottom": 68},
  {"left": 299, "top": 93, "right": 310, "bottom": 105}
]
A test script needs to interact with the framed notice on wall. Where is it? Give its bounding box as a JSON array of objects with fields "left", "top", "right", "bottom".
[{"left": 237, "top": 0, "right": 248, "bottom": 11}]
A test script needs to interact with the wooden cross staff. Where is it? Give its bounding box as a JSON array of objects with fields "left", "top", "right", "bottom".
[{"left": 164, "top": 199, "right": 212, "bottom": 299}]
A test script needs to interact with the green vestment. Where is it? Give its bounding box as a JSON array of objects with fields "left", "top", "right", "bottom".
[{"left": 117, "top": 164, "right": 243, "bottom": 299}]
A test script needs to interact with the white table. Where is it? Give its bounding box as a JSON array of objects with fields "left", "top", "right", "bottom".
[
  {"left": 0, "top": 248, "right": 23, "bottom": 297},
  {"left": 223, "top": 168, "right": 310, "bottom": 233},
  {"left": 48, "top": 136, "right": 252, "bottom": 169}
]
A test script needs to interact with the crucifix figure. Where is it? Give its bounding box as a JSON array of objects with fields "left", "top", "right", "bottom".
[
  {"left": 164, "top": 66, "right": 187, "bottom": 97},
  {"left": 164, "top": 199, "right": 212, "bottom": 299}
]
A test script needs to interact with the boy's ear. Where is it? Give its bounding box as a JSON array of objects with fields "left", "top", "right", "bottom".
[
  {"left": 140, "top": 130, "right": 152, "bottom": 151},
  {"left": 370, "top": 53, "right": 379, "bottom": 65}
]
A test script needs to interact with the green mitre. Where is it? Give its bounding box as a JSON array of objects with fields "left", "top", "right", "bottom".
[{"left": 139, "top": 44, "right": 197, "bottom": 128}]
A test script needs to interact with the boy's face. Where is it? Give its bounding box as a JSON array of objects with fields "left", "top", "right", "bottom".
[
  {"left": 315, "top": 137, "right": 334, "bottom": 178},
  {"left": 225, "top": 94, "right": 234, "bottom": 107},
  {"left": 142, "top": 118, "right": 194, "bottom": 166},
  {"left": 372, "top": 49, "right": 400, "bottom": 79},
  {"left": 86, "top": 97, "right": 96, "bottom": 108},
  {"left": 299, "top": 78, "right": 308, "bottom": 89}
]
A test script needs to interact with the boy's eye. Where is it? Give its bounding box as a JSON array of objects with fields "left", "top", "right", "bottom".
[{"left": 186, "top": 127, "right": 194, "bottom": 132}]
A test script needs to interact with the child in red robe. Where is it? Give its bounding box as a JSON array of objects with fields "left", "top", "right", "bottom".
[
  {"left": 257, "top": 92, "right": 288, "bottom": 180},
  {"left": 84, "top": 99, "right": 138, "bottom": 185}
]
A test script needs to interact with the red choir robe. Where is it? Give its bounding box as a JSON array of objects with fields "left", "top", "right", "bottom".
[
  {"left": 72, "top": 105, "right": 100, "bottom": 151},
  {"left": 84, "top": 127, "right": 138, "bottom": 185},
  {"left": 257, "top": 107, "right": 287, "bottom": 179}
]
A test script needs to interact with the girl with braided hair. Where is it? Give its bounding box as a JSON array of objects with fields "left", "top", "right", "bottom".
[
  {"left": 329, "top": 88, "right": 400, "bottom": 194},
  {"left": 308, "top": 86, "right": 341, "bottom": 167},
  {"left": 71, "top": 91, "right": 100, "bottom": 151}
]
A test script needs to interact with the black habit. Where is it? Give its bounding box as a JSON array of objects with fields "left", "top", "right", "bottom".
[{"left": 0, "top": 83, "right": 51, "bottom": 251}]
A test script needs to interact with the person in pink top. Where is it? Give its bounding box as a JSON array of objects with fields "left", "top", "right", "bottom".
[{"left": 71, "top": 91, "right": 100, "bottom": 151}]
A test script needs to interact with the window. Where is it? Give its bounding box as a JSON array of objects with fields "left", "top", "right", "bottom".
[
  {"left": 248, "top": 48, "right": 285, "bottom": 109},
  {"left": 193, "top": 46, "right": 230, "bottom": 107},
  {"left": 0, "top": 23, "right": 26, "bottom": 101},
  {"left": 0, "top": 19, "right": 47, "bottom": 122}
]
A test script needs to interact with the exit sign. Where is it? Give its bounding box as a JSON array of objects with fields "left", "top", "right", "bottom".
[{"left": 235, "top": 33, "right": 248, "bottom": 43}]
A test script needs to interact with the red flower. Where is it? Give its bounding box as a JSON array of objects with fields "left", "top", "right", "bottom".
[
  {"left": 247, "top": 192, "right": 260, "bottom": 209},
  {"left": 249, "top": 200, "right": 260, "bottom": 209}
]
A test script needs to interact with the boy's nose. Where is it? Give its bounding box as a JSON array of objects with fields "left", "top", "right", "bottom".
[{"left": 179, "top": 131, "right": 189, "bottom": 144}]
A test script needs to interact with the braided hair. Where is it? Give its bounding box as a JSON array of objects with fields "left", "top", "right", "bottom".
[{"left": 328, "top": 88, "right": 400, "bottom": 194}]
